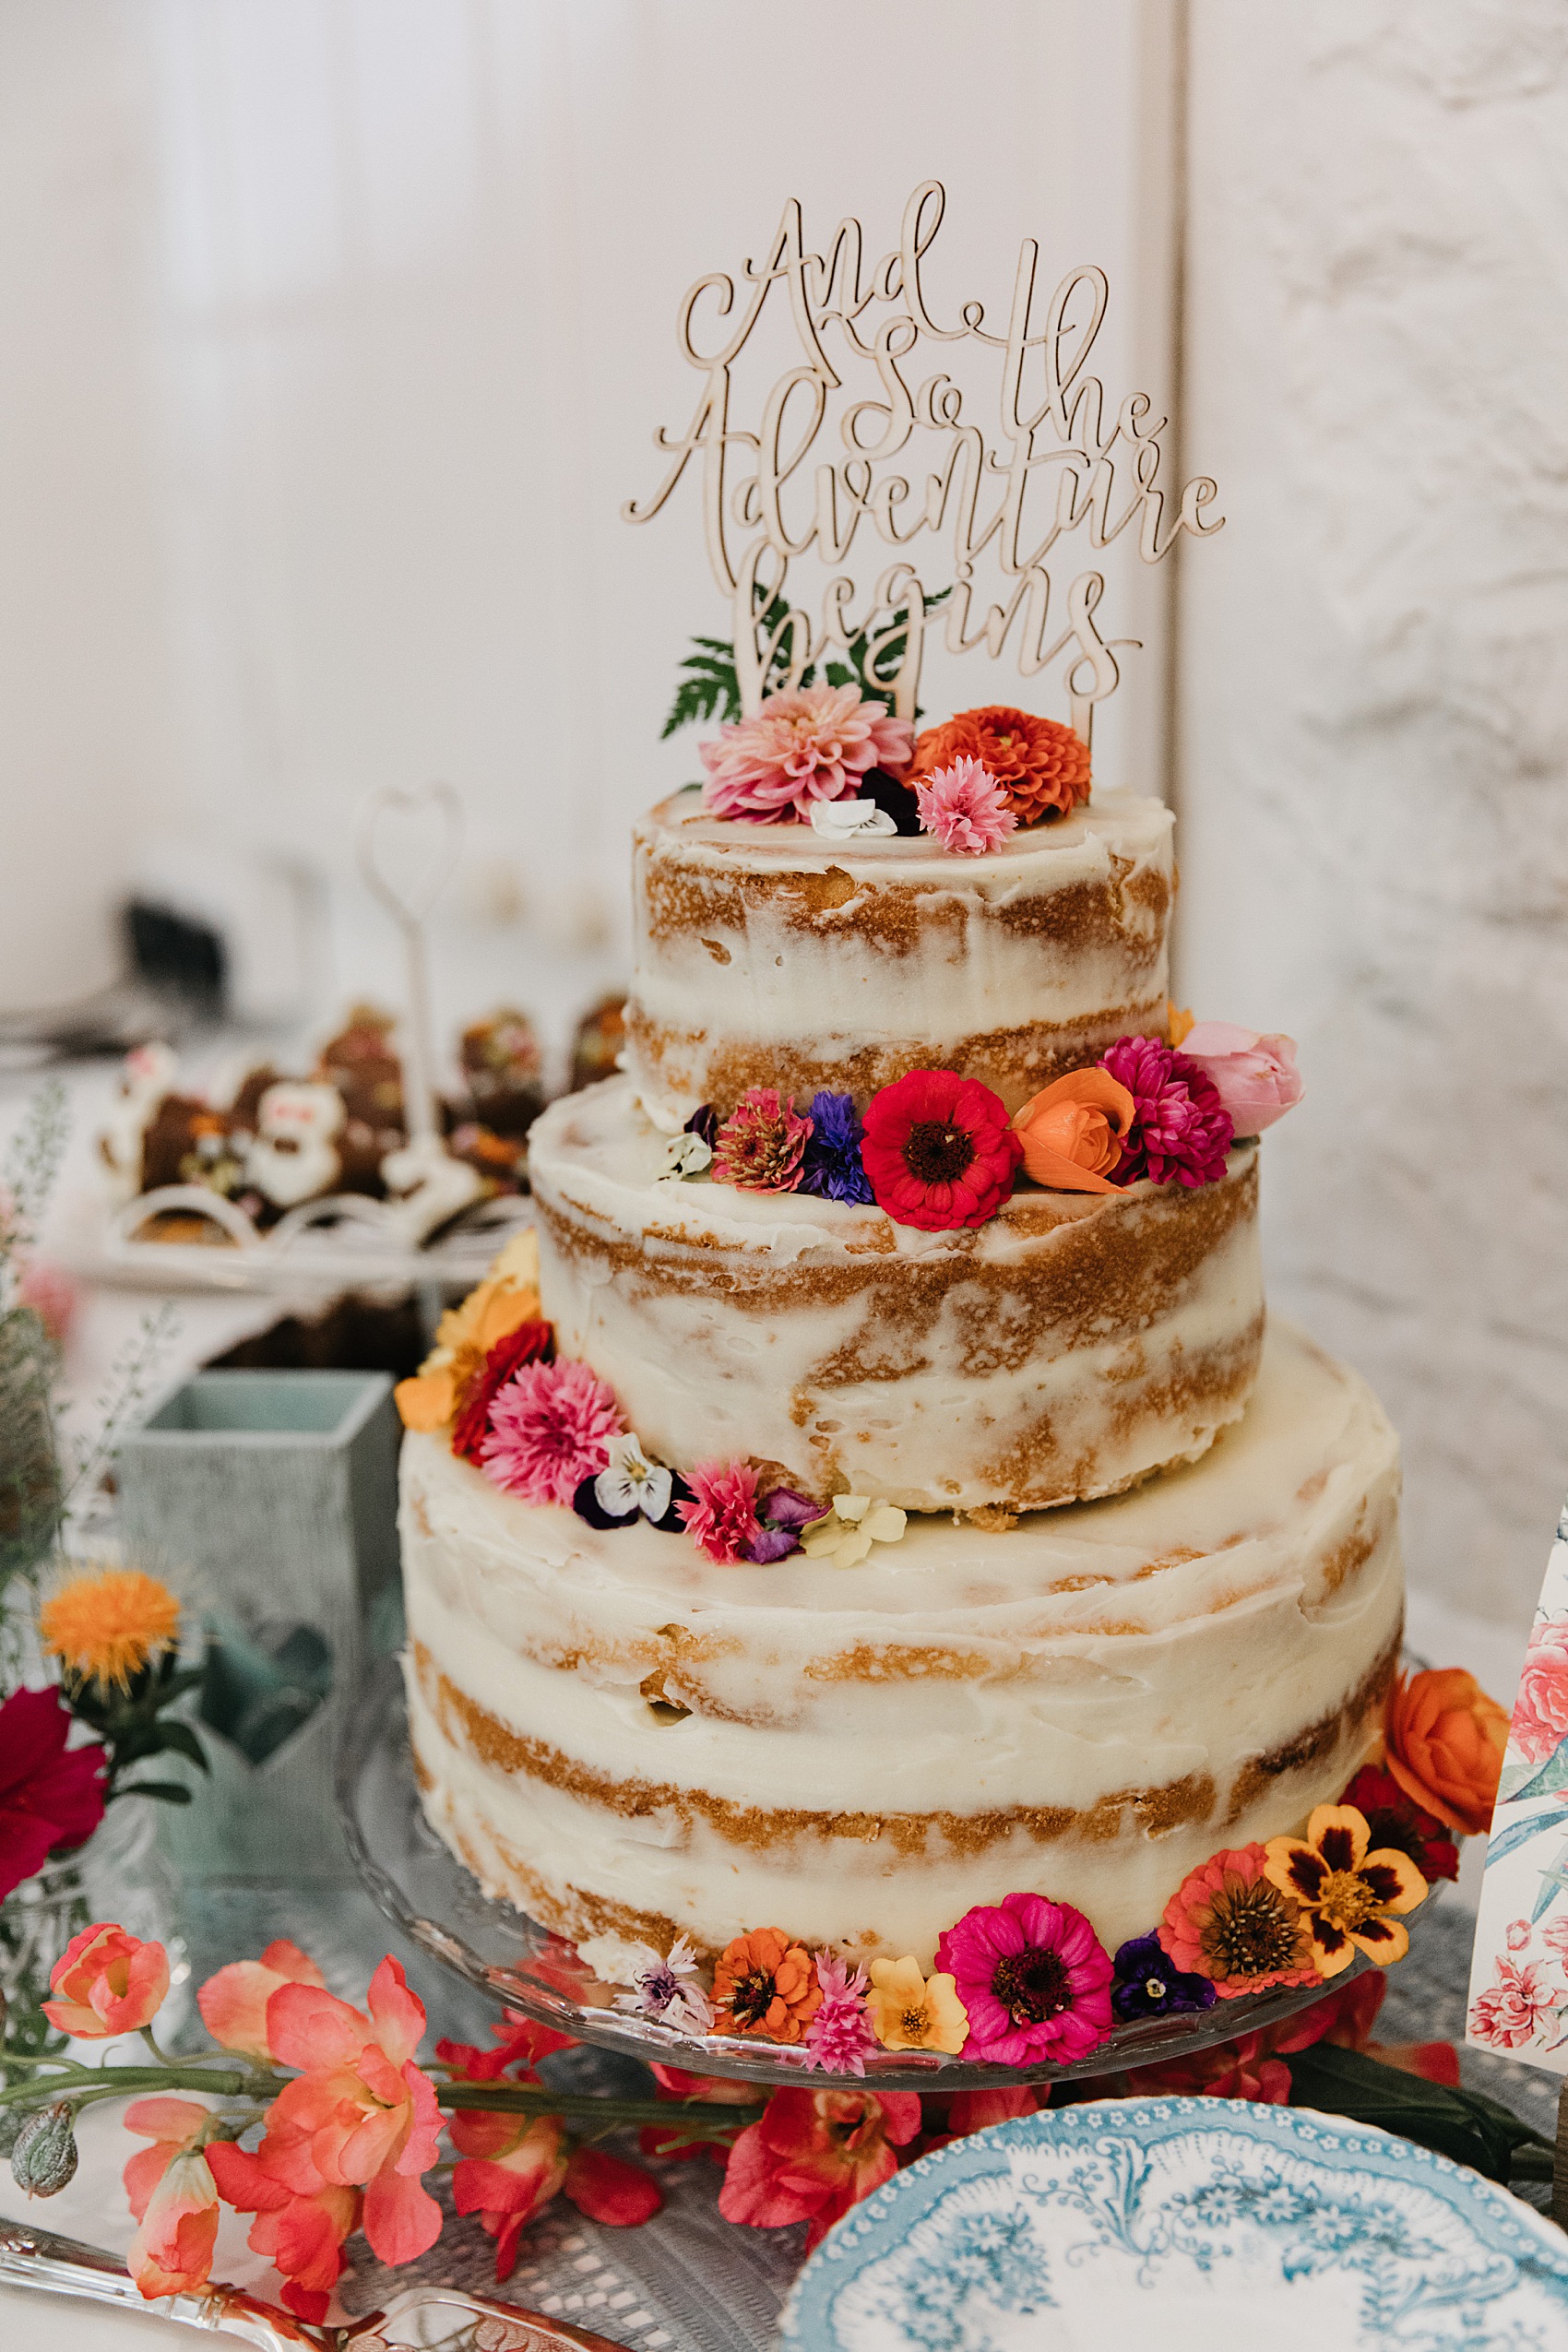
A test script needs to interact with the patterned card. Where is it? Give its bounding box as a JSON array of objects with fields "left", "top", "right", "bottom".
[{"left": 1467, "top": 1502, "right": 1568, "bottom": 2067}]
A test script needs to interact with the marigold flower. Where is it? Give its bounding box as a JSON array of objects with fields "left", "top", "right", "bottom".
[
  {"left": 123, "top": 2099, "right": 220, "bottom": 2300},
  {"left": 1384, "top": 1665, "right": 1508, "bottom": 1835},
  {"left": 799, "top": 1493, "right": 907, "bottom": 1569},
  {"left": 1264, "top": 1804, "right": 1427, "bottom": 1978},
  {"left": 1099, "top": 1036, "right": 1233, "bottom": 1188},
  {"left": 44, "top": 1922, "right": 171, "bottom": 2038},
  {"left": 0, "top": 1686, "right": 105, "bottom": 1902},
  {"left": 480, "top": 1357, "right": 624, "bottom": 1508},
  {"left": 909, "top": 706, "right": 1090, "bottom": 826},
  {"left": 1158, "top": 1844, "right": 1320, "bottom": 1999},
  {"left": 700, "top": 683, "right": 915, "bottom": 824},
  {"left": 718, "top": 2086, "right": 921, "bottom": 2249},
  {"left": 912, "top": 755, "right": 1017, "bottom": 855},
  {"left": 935, "top": 1893, "right": 1113, "bottom": 2065},
  {"left": 861, "top": 1068, "right": 1022, "bottom": 1230},
  {"left": 1011, "top": 1068, "right": 1135, "bottom": 1194},
  {"left": 865, "top": 1954, "right": 968, "bottom": 2054},
  {"left": 1339, "top": 1764, "right": 1459, "bottom": 1884},
  {"left": 678, "top": 1458, "right": 765, "bottom": 1565},
  {"left": 712, "top": 1928, "right": 822, "bottom": 2042},
  {"left": 712, "top": 1087, "right": 813, "bottom": 1192},
  {"left": 196, "top": 1937, "right": 327, "bottom": 2061},
  {"left": 40, "top": 1569, "right": 180, "bottom": 1692}
]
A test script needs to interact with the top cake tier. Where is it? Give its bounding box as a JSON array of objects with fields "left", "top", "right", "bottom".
[{"left": 625, "top": 790, "right": 1174, "bottom": 1130}]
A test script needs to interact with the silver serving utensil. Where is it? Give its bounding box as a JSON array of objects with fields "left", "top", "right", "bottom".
[{"left": 0, "top": 2216, "right": 632, "bottom": 2351}]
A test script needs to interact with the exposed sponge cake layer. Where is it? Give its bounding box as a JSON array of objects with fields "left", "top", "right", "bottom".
[
  {"left": 528, "top": 1076, "right": 1265, "bottom": 1514},
  {"left": 400, "top": 1322, "right": 1402, "bottom": 1964},
  {"left": 626, "top": 790, "right": 1175, "bottom": 1128}
]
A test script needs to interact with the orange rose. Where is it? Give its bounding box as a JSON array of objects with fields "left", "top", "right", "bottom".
[
  {"left": 1011, "top": 1070, "right": 1134, "bottom": 1194},
  {"left": 1384, "top": 1667, "right": 1509, "bottom": 1837},
  {"left": 909, "top": 707, "right": 1090, "bottom": 826},
  {"left": 712, "top": 1929, "right": 822, "bottom": 2043}
]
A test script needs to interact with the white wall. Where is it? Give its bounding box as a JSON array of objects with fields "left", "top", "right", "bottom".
[{"left": 1178, "top": 0, "right": 1568, "bottom": 1625}]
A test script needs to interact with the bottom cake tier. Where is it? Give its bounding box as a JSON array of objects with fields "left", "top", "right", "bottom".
[{"left": 399, "top": 1319, "right": 1401, "bottom": 1966}]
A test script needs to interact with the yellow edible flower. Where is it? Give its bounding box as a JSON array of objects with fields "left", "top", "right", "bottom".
[
  {"left": 799, "top": 1493, "right": 907, "bottom": 1568},
  {"left": 41, "top": 1568, "right": 181, "bottom": 1693},
  {"left": 1167, "top": 1000, "right": 1195, "bottom": 1047},
  {"left": 394, "top": 1231, "right": 544, "bottom": 1433},
  {"left": 1264, "top": 1804, "right": 1427, "bottom": 1978},
  {"left": 866, "top": 1955, "right": 968, "bottom": 2054}
]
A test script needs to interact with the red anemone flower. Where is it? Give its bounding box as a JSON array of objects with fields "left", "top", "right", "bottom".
[{"left": 861, "top": 1070, "right": 1022, "bottom": 1231}]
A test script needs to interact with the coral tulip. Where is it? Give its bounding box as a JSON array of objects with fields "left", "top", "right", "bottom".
[{"left": 44, "top": 1923, "right": 169, "bottom": 2039}]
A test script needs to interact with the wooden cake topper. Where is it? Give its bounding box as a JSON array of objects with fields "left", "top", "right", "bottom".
[{"left": 625, "top": 180, "right": 1223, "bottom": 735}]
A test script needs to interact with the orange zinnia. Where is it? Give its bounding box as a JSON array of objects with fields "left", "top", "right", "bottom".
[
  {"left": 40, "top": 1569, "right": 181, "bottom": 1692},
  {"left": 712, "top": 1930, "right": 821, "bottom": 2042}
]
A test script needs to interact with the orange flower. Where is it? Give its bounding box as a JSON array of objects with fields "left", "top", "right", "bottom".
[
  {"left": 1166, "top": 1001, "right": 1195, "bottom": 1048},
  {"left": 1158, "top": 1846, "right": 1319, "bottom": 1999},
  {"left": 394, "top": 1248, "right": 543, "bottom": 1434},
  {"left": 1011, "top": 1070, "right": 1135, "bottom": 1194},
  {"left": 197, "top": 1936, "right": 327, "bottom": 2061},
  {"left": 712, "top": 1929, "right": 822, "bottom": 2043},
  {"left": 1384, "top": 1667, "right": 1508, "bottom": 1837},
  {"left": 44, "top": 1923, "right": 171, "bottom": 2038},
  {"left": 909, "top": 707, "right": 1090, "bottom": 826},
  {"left": 1264, "top": 1805, "right": 1427, "bottom": 1978},
  {"left": 40, "top": 1569, "right": 180, "bottom": 1692},
  {"left": 123, "top": 2098, "right": 220, "bottom": 2300}
]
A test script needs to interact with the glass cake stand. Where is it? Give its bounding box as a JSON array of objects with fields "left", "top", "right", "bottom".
[{"left": 339, "top": 1657, "right": 1401, "bottom": 2092}]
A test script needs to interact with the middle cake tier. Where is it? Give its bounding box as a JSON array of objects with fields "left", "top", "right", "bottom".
[{"left": 529, "top": 1077, "right": 1265, "bottom": 1515}]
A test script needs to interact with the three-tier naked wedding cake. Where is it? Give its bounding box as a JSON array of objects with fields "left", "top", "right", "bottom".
[{"left": 397, "top": 749, "right": 1404, "bottom": 1985}]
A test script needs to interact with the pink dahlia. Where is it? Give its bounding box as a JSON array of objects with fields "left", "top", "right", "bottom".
[
  {"left": 934, "top": 1892, "right": 1113, "bottom": 2066},
  {"left": 699, "top": 685, "right": 915, "bottom": 824},
  {"left": 1099, "top": 1036, "right": 1233, "bottom": 1188},
  {"left": 912, "top": 756, "right": 1017, "bottom": 856},
  {"left": 1513, "top": 1618, "right": 1568, "bottom": 1765},
  {"left": 678, "top": 1458, "right": 764, "bottom": 1565},
  {"left": 803, "top": 1954, "right": 877, "bottom": 2077},
  {"left": 1469, "top": 1956, "right": 1560, "bottom": 2052},
  {"left": 480, "top": 1358, "right": 624, "bottom": 1507},
  {"left": 711, "top": 1088, "right": 813, "bottom": 1192}
]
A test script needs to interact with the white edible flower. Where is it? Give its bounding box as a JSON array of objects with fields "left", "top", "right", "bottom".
[
  {"left": 799, "top": 1492, "right": 908, "bottom": 1568},
  {"left": 595, "top": 1432, "right": 674, "bottom": 1526},
  {"left": 657, "top": 1132, "right": 712, "bottom": 1182},
  {"left": 808, "top": 797, "right": 897, "bottom": 839},
  {"left": 612, "top": 1932, "right": 715, "bottom": 2034}
]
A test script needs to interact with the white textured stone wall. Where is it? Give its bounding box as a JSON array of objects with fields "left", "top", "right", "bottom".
[{"left": 1178, "top": 1, "right": 1568, "bottom": 1627}]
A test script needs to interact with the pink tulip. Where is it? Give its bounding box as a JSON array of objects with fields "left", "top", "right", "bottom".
[
  {"left": 123, "top": 2099, "right": 219, "bottom": 2299},
  {"left": 1179, "top": 1022, "right": 1303, "bottom": 1136},
  {"left": 44, "top": 1923, "right": 170, "bottom": 2039}
]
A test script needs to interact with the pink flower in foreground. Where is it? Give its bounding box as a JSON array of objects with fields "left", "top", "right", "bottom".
[
  {"left": 678, "top": 1459, "right": 764, "bottom": 1565},
  {"left": 1179, "top": 1022, "right": 1302, "bottom": 1136},
  {"left": 481, "top": 1358, "right": 624, "bottom": 1507},
  {"left": 712, "top": 1088, "right": 814, "bottom": 1193},
  {"left": 0, "top": 1685, "right": 106, "bottom": 1903},
  {"left": 208, "top": 1955, "right": 443, "bottom": 2297},
  {"left": 197, "top": 1937, "right": 327, "bottom": 2061},
  {"left": 913, "top": 756, "right": 1017, "bottom": 856},
  {"left": 123, "top": 2099, "right": 220, "bottom": 2300},
  {"left": 1469, "top": 1955, "right": 1561, "bottom": 2051},
  {"left": 719, "top": 2087, "right": 922, "bottom": 2249},
  {"left": 1513, "top": 1619, "right": 1568, "bottom": 1765},
  {"left": 803, "top": 1953, "right": 878, "bottom": 2076},
  {"left": 935, "top": 1893, "right": 1114, "bottom": 2065},
  {"left": 1100, "top": 1036, "right": 1233, "bottom": 1188},
  {"left": 700, "top": 684, "right": 915, "bottom": 824},
  {"left": 204, "top": 2144, "right": 359, "bottom": 2325},
  {"left": 44, "top": 1923, "right": 170, "bottom": 2039}
]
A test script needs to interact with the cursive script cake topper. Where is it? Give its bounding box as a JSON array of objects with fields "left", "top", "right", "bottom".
[{"left": 624, "top": 179, "right": 1223, "bottom": 734}]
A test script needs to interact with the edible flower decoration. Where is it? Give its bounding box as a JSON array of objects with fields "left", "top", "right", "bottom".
[
  {"left": 936, "top": 1894, "right": 1113, "bottom": 2066},
  {"left": 799, "top": 1493, "right": 908, "bottom": 1569},
  {"left": 1099, "top": 1036, "right": 1233, "bottom": 1188},
  {"left": 861, "top": 1069, "right": 1022, "bottom": 1231},
  {"left": 909, "top": 707, "right": 1090, "bottom": 826},
  {"left": 912, "top": 756, "right": 1017, "bottom": 856},
  {"left": 798, "top": 1091, "right": 873, "bottom": 1206},
  {"left": 480, "top": 1357, "right": 624, "bottom": 1508},
  {"left": 676, "top": 1461, "right": 822, "bottom": 1565},
  {"left": 865, "top": 1955, "right": 968, "bottom": 2055},
  {"left": 1180, "top": 1022, "right": 1303, "bottom": 1137},
  {"left": 808, "top": 797, "right": 897, "bottom": 839},
  {"left": 573, "top": 1433, "right": 693, "bottom": 1534},
  {"left": 1159, "top": 1843, "right": 1321, "bottom": 1999},
  {"left": 1383, "top": 1665, "right": 1508, "bottom": 1838},
  {"left": 395, "top": 1232, "right": 541, "bottom": 1432},
  {"left": 1339, "top": 1764, "right": 1459, "bottom": 1886},
  {"left": 657, "top": 1131, "right": 712, "bottom": 1182},
  {"left": 1264, "top": 1804, "right": 1428, "bottom": 1978},
  {"left": 450, "top": 1321, "right": 553, "bottom": 1465},
  {"left": 803, "top": 1954, "right": 879, "bottom": 2076},
  {"left": 699, "top": 684, "right": 915, "bottom": 825},
  {"left": 712, "top": 1088, "right": 814, "bottom": 1193},
  {"left": 1011, "top": 1068, "right": 1136, "bottom": 1194},
  {"left": 611, "top": 1936, "right": 715, "bottom": 2037},
  {"left": 1109, "top": 1930, "right": 1218, "bottom": 2024},
  {"left": 712, "top": 1929, "right": 821, "bottom": 2043}
]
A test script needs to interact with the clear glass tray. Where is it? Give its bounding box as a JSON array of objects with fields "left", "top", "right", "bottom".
[{"left": 339, "top": 1657, "right": 1391, "bottom": 2092}]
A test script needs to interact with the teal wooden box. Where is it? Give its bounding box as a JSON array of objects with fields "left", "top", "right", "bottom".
[{"left": 115, "top": 1370, "right": 399, "bottom": 1882}]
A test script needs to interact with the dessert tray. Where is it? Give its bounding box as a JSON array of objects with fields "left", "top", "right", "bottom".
[{"left": 339, "top": 1660, "right": 1403, "bottom": 2092}]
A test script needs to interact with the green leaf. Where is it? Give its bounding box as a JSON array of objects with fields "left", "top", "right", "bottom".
[
  {"left": 139, "top": 1719, "right": 209, "bottom": 1775},
  {"left": 1285, "top": 2042, "right": 1551, "bottom": 2183},
  {"left": 108, "top": 1779, "right": 193, "bottom": 1807}
]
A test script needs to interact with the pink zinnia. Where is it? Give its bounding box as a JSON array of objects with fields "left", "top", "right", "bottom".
[
  {"left": 699, "top": 685, "right": 914, "bottom": 824},
  {"left": 480, "top": 1358, "right": 624, "bottom": 1507},
  {"left": 712, "top": 1088, "right": 813, "bottom": 1193},
  {"left": 912, "top": 756, "right": 1017, "bottom": 856},
  {"left": 1469, "top": 1956, "right": 1561, "bottom": 2051},
  {"left": 1099, "top": 1036, "right": 1233, "bottom": 1188},
  {"left": 678, "top": 1459, "right": 764, "bottom": 1564},
  {"left": 1512, "top": 1618, "right": 1568, "bottom": 1765},
  {"left": 935, "top": 1892, "right": 1113, "bottom": 2066},
  {"left": 803, "top": 1954, "right": 877, "bottom": 2077}
]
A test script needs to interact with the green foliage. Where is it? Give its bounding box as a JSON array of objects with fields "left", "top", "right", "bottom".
[
  {"left": 1285, "top": 2040, "right": 1553, "bottom": 2185},
  {"left": 661, "top": 584, "right": 953, "bottom": 740},
  {"left": 60, "top": 1645, "right": 208, "bottom": 1808},
  {"left": 0, "top": 1083, "right": 67, "bottom": 1317}
]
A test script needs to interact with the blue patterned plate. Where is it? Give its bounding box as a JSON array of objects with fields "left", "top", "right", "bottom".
[{"left": 781, "top": 2097, "right": 1568, "bottom": 2350}]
